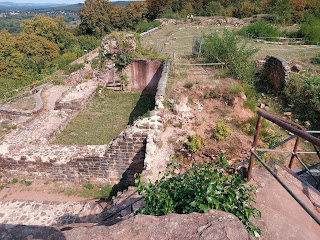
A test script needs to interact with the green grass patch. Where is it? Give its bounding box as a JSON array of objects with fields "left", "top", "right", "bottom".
[{"left": 54, "top": 88, "right": 155, "bottom": 145}]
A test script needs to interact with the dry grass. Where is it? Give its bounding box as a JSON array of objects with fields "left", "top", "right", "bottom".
[{"left": 9, "top": 97, "right": 36, "bottom": 111}]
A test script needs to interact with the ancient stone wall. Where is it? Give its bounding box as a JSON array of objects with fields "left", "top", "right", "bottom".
[
  {"left": 261, "top": 56, "right": 291, "bottom": 91},
  {"left": 0, "top": 61, "right": 170, "bottom": 186},
  {"left": 70, "top": 47, "right": 101, "bottom": 65},
  {"left": 125, "top": 59, "right": 163, "bottom": 94}
]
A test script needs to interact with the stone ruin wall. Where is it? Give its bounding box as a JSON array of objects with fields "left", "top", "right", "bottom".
[
  {"left": 0, "top": 59, "right": 170, "bottom": 186},
  {"left": 260, "top": 56, "right": 291, "bottom": 91}
]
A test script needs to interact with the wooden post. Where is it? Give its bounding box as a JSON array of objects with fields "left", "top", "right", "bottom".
[
  {"left": 173, "top": 49, "right": 175, "bottom": 77},
  {"left": 198, "top": 36, "right": 203, "bottom": 59},
  {"left": 4, "top": 94, "right": 7, "bottom": 104},
  {"left": 248, "top": 115, "right": 262, "bottom": 181}
]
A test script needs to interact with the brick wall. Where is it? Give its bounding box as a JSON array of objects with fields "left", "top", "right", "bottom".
[{"left": 0, "top": 130, "right": 147, "bottom": 186}]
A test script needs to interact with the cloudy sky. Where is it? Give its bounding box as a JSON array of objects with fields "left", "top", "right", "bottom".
[{"left": 0, "top": 0, "right": 140, "bottom": 3}]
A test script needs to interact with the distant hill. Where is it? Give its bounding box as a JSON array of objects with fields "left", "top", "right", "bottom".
[
  {"left": 0, "top": 2, "right": 67, "bottom": 10},
  {"left": 112, "top": 1, "right": 136, "bottom": 7},
  {"left": 37, "top": 3, "right": 82, "bottom": 12}
]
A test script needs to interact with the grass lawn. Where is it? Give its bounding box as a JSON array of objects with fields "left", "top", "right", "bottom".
[{"left": 53, "top": 87, "right": 155, "bottom": 145}]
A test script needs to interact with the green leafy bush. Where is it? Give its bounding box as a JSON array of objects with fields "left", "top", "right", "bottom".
[
  {"left": 135, "top": 156, "right": 261, "bottom": 236},
  {"left": 212, "top": 120, "right": 230, "bottom": 140},
  {"left": 11, "top": 178, "right": 18, "bottom": 184},
  {"left": 185, "top": 135, "right": 206, "bottom": 153},
  {"left": 63, "top": 63, "right": 84, "bottom": 75},
  {"left": 298, "top": 16, "right": 320, "bottom": 43},
  {"left": 135, "top": 21, "right": 161, "bottom": 33},
  {"left": 202, "top": 30, "right": 259, "bottom": 82},
  {"left": 239, "top": 21, "right": 280, "bottom": 39},
  {"left": 284, "top": 74, "right": 320, "bottom": 125}
]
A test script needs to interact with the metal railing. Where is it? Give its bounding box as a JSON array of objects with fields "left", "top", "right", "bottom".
[{"left": 248, "top": 110, "right": 320, "bottom": 225}]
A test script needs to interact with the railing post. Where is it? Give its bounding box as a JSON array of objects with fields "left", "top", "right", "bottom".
[
  {"left": 289, "top": 136, "right": 300, "bottom": 169},
  {"left": 248, "top": 115, "right": 262, "bottom": 181},
  {"left": 305, "top": 47, "right": 308, "bottom": 57},
  {"left": 198, "top": 36, "right": 203, "bottom": 59},
  {"left": 4, "top": 93, "right": 7, "bottom": 104}
]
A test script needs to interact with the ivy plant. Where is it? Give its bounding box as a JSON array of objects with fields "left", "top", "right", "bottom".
[{"left": 135, "top": 156, "right": 261, "bottom": 236}]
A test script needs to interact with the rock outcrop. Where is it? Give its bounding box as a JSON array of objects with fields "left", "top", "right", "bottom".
[{"left": 51, "top": 210, "right": 249, "bottom": 240}]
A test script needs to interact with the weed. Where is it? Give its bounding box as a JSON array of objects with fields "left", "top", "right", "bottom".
[
  {"left": 184, "top": 82, "right": 193, "bottom": 89},
  {"left": 11, "top": 178, "right": 18, "bottom": 184},
  {"left": 228, "top": 83, "right": 242, "bottom": 95},
  {"left": 204, "top": 89, "right": 220, "bottom": 99},
  {"left": 20, "top": 180, "right": 32, "bottom": 186},
  {"left": 0, "top": 185, "right": 4, "bottom": 190},
  {"left": 212, "top": 120, "right": 230, "bottom": 140},
  {"left": 83, "top": 183, "right": 94, "bottom": 190}
]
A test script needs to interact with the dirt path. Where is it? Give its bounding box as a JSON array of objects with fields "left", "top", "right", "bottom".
[{"left": 42, "top": 85, "right": 70, "bottom": 111}]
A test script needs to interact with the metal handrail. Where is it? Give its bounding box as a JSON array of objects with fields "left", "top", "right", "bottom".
[{"left": 250, "top": 149, "right": 320, "bottom": 225}]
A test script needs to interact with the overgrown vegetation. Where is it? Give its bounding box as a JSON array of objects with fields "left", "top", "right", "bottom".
[
  {"left": 135, "top": 156, "right": 261, "bottom": 236},
  {"left": 63, "top": 63, "right": 84, "bottom": 75},
  {"left": 202, "top": 30, "right": 259, "bottom": 83},
  {"left": 212, "top": 120, "right": 231, "bottom": 140},
  {"left": 284, "top": 73, "right": 320, "bottom": 127},
  {"left": 239, "top": 20, "right": 280, "bottom": 38}
]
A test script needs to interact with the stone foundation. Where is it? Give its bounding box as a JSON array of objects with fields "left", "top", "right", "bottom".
[{"left": 0, "top": 61, "right": 170, "bottom": 186}]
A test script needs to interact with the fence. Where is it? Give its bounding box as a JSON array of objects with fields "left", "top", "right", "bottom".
[{"left": 249, "top": 110, "right": 320, "bottom": 225}]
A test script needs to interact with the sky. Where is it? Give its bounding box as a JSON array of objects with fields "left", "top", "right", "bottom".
[{"left": 0, "top": 0, "right": 140, "bottom": 4}]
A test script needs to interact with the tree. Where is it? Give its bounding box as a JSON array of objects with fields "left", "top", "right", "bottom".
[
  {"left": 21, "top": 15, "right": 76, "bottom": 52},
  {"left": 78, "top": 0, "right": 113, "bottom": 37},
  {"left": 15, "top": 33, "right": 60, "bottom": 72},
  {"left": 111, "top": 6, "right": 128, "bottom": 30},
  {"left": 290, "top": 0, "right": 306, "bottom": 23},
  {"left": 146, "top": 0, "right": 172, "bottom": 20},
  {"left": 204, "top": 1, "right": 225, "bottom": 16},
  {"left": 125, "top": 2, "right": 148, "bottom": 29}
]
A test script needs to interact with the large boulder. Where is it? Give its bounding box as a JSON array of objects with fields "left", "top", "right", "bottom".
[{"left": 51, "top": 210, "right": 249, "bottom": 240}]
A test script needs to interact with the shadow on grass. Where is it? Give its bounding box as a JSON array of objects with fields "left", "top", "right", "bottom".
[{"left": 128, "top": 94, "right": 155, "bottom": 125}]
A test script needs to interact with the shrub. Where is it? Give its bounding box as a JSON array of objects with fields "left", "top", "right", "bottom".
[
  {"left": 184, "top": 82, "right": 193, "bottom": 89},
  {"left": 284, "top": 74, "right": 320, "bottom": 125},
  {"left": 135, "top": 21, "right": 161, "bottom": 33},
  {"left": 298, "top": 16, "right": 320, "bottom": 42},
  {"left": 20, "top": 179, "right": 32, "bottom": 186},
  {"left": 202, "top": 30, "right": 259, "bottom": 82},
  {"left": 239, "top": 21, "right": 280, "bottom": 39},
  {"left": 212, "top": 120, "right": 230, "bottom": 140},
  {"left": 185, "top": 135, "right": 206, "bottom": 153},
  {"left": 11, "top": 178, "right": 18, "bottom": 184},
  {"left": 135, "top": 156, "right": 261, "bottom": 236},
  {"left": 63, "top": 63, "right": 84, "bottom": 75}
]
